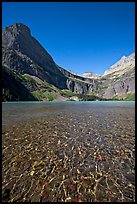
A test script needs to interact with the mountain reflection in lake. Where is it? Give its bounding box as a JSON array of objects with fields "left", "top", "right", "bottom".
[{"left": 2, "top": 101, "right": 135, "bottom": 202}]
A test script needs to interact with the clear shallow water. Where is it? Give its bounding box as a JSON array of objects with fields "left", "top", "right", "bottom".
[
  {"left": 2, "top": 101, "right": 135, "bottom": 128},
  {"left": 2, "top": 101, "right": 135, "bottom": 202}
]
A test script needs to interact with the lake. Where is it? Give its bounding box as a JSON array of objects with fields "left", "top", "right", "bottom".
[{"left": 2, "top": 101, "right": 135, "bottom": 202}]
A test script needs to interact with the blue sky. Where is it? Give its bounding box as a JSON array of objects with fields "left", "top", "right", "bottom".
[{"left": 2, "top": 2, "right": 135, "bottom": 75}]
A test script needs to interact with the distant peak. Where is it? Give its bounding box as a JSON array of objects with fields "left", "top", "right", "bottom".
[
  {"left": 121, "top": 55, "right": 126, "bottom": 60},
  {"left": 103, "top": 52, "right": 135, "bottom": 76},
  {"left": 4, "top": 23, "right": 31, "bottom": 35},
  {"left": 13, "top": 23, "right": 30, "bottom": 29}
]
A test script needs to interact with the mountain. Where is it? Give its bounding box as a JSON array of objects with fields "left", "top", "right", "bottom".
[
  {"left": 59, "top": 52, "right": 135, "bottom": 100},
  {"left": 82, "top": 72, "right": 101, "bottom": 79},
  {"left": 103, "top": 53, "right": 135, "bottom": 76},
  {"left": 100, "top": 53, "right": 135, "bottom": 99},
  {"left": 2, "top": 23, "right": 135, "bottom": 101},
  {"left": 2, "top": 23, "right": 67, "bottom": 89}
]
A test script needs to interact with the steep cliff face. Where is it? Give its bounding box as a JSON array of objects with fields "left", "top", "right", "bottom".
[
  {"left": 2, "top": 23, "right": 67, "bottom": 89},
  {"left": 100, "top": 53, "right": 135, "bottom": 98},
  {"left": 58, "top": 67, "right": 98, "bottom": 95},
  {"left": 66, "top": 78, "right": 90, "bottom": 94},
  {"left": 101, "top": 67, "right": 135, "bottom": 98}
]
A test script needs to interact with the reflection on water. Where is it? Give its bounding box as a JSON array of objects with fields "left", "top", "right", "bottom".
[{"left": 2, "top": 101, "right": 135, "bottom": 202}]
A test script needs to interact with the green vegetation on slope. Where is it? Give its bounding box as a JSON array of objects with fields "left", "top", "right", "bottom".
[
  {"left": 112, "top": 93, "right": 135, "bottom": 101},
  {"left": 2, "top": 66, "right": 38, "bottom": 101},
  {"left": 22, "top": 75, "right": 37, "bottom": 85},
  {"left": 32, "top": 90, "right": 55, "bottom": 101},
  {"left": 2, "top": 65, "right": 135, "bottom": 102},
  {"left": 60, "top": 89, "right": 76, "bottom": 97},
  {"left": 77, "top": 94, "right": 100, "bottom": 101}
]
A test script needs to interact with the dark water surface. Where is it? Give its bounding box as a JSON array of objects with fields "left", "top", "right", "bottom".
[{"left": 2, "top": 101, "right": 135, "bottom": 202}]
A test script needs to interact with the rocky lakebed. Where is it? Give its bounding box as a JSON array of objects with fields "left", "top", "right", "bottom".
[{"left": 2, "top": 102, "right": 135, "bottom": 202}]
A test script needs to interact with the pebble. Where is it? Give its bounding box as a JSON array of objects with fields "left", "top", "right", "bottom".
[{"left": 2, "top": 107, "right": 135, "bottom": 202}]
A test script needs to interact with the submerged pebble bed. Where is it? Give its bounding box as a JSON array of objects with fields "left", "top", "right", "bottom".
[{"left": 2, "top": 102, "right": 135, "bottom": 202}]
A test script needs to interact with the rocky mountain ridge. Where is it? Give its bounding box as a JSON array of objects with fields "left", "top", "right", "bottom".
[
  {"left": 2, "top": 23, "right": 135, "bottom": 101},
  {"left": 103, "top": 53, "right": 135, "bottom": 76}
]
